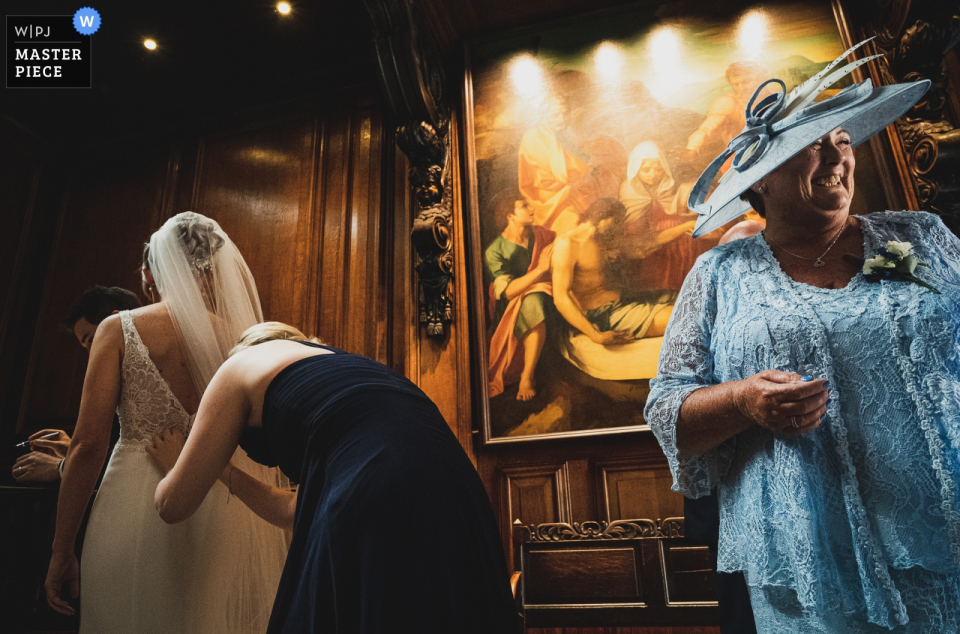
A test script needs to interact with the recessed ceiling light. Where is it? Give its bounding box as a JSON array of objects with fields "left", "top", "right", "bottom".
[
  {"left": 143, "top": 39, "right": 157, "bottom": 50},
  {"left": 277, "top": 2, "right": 291, "bottom": 15}
]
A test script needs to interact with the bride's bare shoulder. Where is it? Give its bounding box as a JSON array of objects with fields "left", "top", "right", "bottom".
[
  {"left": 124, "top": 303, "right": 174, "bottom": 334},
  {"left": 88, "top": 313, "right": 124, "bottom": 356},
  {"left": 128, "top": 302, "right": 169, "bottom": 318}
]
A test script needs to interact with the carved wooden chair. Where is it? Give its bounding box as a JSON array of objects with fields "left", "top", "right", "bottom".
[{"left": 512, "top": 517, "right": 718, "bottom": 628}]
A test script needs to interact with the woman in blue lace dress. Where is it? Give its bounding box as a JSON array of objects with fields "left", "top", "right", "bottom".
[{"left": 647, "top": 44, "right": 960, "bottom": 631}]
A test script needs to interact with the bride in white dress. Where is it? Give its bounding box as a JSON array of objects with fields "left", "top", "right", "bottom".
[{"left": 45, "top": 212, "right": 288, "bottom": 633}]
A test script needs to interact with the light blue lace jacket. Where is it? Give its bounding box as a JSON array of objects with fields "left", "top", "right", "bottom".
[{"left": 646, "top": 211, "right": 960, "bottom": 628}]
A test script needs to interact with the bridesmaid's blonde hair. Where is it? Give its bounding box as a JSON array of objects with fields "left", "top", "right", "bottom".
[{"left": 229, "top": 321, "right": 322, "bottom": 357}]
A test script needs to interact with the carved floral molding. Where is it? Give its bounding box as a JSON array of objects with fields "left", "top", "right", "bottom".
[
  {"left": 513, "top": 517, "right": 686, "bottom": 542},
  {"left": 364, "top": 0, "right": 453, "bottom": 336}
]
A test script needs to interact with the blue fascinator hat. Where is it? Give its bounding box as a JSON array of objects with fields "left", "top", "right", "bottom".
[{"left": 688, "top": 39, "right": 930, "bottom": 237}]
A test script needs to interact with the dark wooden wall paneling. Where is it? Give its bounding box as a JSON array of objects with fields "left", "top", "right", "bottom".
[
  {"left": 0, "top": 123, "right": 43, "bottom": 432},
  {"left": 0, "top": 129, "right": 40, "bottom": 317},
  {"left": 17, "top": 141, "right": 170, "bottom": 429},
  {"left": 0, "top": 121, "right": 68, "bottom": 448},
  {"left": 316, "top": 104, "right": 390, "bottom": 358},
  {"left": 190, "top": 114, "right": 318, "bottom": 329},
  {"left": 596, "top": 457, "right": 683, "bottom": 523}
]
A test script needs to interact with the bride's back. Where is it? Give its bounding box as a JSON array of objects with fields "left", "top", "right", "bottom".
[{"left": 128, "top": 302, "right": 201, "bottom": 415}]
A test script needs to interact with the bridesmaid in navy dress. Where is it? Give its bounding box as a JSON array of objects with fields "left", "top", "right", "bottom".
[{"left": 153, "top": 322, "right": 518, "bottom": 634}]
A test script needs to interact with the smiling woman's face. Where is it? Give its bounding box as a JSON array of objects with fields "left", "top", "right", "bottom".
[{"left": 757, "top": 127, "right": 856, "bottom": 220}]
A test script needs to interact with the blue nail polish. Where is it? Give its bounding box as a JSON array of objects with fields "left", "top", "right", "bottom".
[
  {"left": 824, "top": 381, "right": 831, "bottom": 390},
  {"left": 821, "top": 414, "right": 827, "bottom": 421},
  {"left": 801, "top": 376, "right": 813, "bottom": 381}
]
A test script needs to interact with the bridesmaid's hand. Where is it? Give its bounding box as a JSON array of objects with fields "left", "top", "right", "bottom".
[
  {"left": 44, "top": 550, "right": 79, "bottom": 615},
  {"left": 146, "top": 428, "right": 186, "bottom": 474}
]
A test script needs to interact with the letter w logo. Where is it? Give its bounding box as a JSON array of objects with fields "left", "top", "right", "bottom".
[{"left": 78, "top": 15, "right": 94, "bottom": 27}]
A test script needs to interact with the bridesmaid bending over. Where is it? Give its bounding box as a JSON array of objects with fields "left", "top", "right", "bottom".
[{"left": 153, "top": 322, "right": 519, "bottom": 634}]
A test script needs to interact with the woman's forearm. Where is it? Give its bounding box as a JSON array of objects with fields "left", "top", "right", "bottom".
[
  {"left": 51, "top": 441, "right": 110, "bottom": 553},
  {"left": 221, "top": 464, "right": 296, "bottom": 531},
  {"left": 676, "top": 380, "right": 754, "bottom": 457},
  {"left": 156, "top": 364, "right": 251, "bottom": 524}
]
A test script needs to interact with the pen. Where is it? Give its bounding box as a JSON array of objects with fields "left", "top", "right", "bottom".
[{"left": 14, "top": 431, "right": 59, "bottom": 448}]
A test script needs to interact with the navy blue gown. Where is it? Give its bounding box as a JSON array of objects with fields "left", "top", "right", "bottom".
[{"left": 240, "top": 343, "right": 518, "bottom": 634}]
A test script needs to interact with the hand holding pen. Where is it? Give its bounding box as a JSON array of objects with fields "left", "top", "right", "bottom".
[
  {"left": 12, "top": 430, "right": 70, "bottom": 483},
  {"left": 16, "top": 429, "right": 71, "bottom": 458}
]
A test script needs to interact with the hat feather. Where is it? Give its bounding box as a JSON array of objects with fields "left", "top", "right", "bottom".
[{"left": 779, "top": 38, "right": 879, "bottom": 120}]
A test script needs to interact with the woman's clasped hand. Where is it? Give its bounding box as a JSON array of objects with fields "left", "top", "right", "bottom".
[{"left": 734, "top": 371, "right": 828, "bottom": 435}]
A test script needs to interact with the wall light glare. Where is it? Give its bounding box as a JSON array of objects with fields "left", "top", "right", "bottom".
[
  {"left": 649, "top": 27, "right": 681, "bottom": 59},
  {"left": 277, "top": 2, "right": 292, "bottom": 15},
  {"left": 143, "top": 39, "right": 157, "bottom": 50},
  {"left": 646, "top": 27, "right": 692, "bottom": 102},
  {"left": 594, "top": 42, "right": 624, "bottom": 81},
  {"left": 509, "top": 55, "right": 545, "bottom": 100},
  {"left": 737, "top": 11, "right": 769, "bottom": 60}
]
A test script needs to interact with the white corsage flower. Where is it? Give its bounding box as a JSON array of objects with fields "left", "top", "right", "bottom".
[
  {"left": 860, "top": 240, "right": 938, "bottom": 294},
  {"left": 884, "top": 240, "right": 913, "bottom": 258},
  {"left": 862, "top": 256, "right": 893, "bottom": 274}
]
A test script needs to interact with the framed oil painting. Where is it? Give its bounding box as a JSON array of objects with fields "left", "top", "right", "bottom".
[{"left": 465, "top": 0, "right": 888, "bottom": 444}]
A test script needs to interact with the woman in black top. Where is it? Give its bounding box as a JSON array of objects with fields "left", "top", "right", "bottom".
[{"left": 153, "top": 322, "right": 517, "bottom": 634}]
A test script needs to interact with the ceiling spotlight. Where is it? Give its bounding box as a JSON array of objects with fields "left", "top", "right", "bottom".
[
  {"left": 143, "top": 39, "right": 157, "bottom": 50},
  {"left": 277, "top": 2, "right": 291, "bottom": 14}
]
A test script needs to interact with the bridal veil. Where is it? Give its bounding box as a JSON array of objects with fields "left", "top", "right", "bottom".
[{"left": 147, "top": 212, "right": 261, "bottom": 393}]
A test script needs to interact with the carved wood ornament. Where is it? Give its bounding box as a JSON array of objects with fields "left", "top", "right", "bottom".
[
  {"left": 514, "top": 517, "right": 686, "bottom": 542},
  {"left": 849, "top": 0, "right": 960, "bottom": 230},
  {"left": 363, "top": 0, "right": 453, "bottom": 336}
]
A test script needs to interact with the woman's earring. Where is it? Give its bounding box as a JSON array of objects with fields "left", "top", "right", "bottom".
[
  {"left": 757, "top": 184, "right": 766, "bottom": 194},
  {"left": 147, "top": 284, "right": 156, "bottom": 304}
]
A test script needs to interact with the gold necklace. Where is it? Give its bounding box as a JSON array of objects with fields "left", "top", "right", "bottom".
[{"left": 764, "top": 221, "right": 847, "bottom": 268}]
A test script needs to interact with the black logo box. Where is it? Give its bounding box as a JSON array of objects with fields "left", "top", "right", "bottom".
[{"left": 7, "top": 15, "right": 92, "bottom": 88}]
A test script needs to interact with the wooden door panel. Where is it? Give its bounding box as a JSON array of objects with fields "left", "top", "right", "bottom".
[
  {"left": 599, "top": 462, "right": 683, "bottom": 523},
  {"left": 191, "top": 117, "right": 316, "bottom": 329},
  {"left": 660, "top": 542, "right": 717, "bottom": 606},
  {"left": 500, "top": 463, "right": 570, "bottom": 568}
]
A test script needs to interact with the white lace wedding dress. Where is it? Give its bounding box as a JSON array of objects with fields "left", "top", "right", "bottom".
[{"left": 79, "top": 312, "right": 287, "bottom": 633}]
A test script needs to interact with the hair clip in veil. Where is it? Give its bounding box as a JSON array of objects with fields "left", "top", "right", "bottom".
[{"left": 190, "top": 254, "right": 215, "bottom": 277}]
